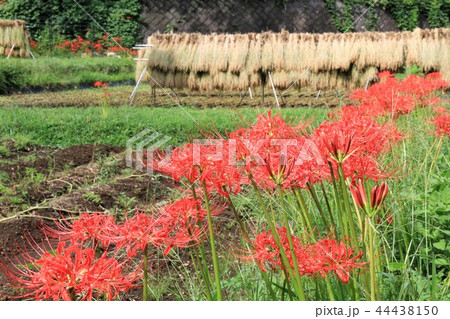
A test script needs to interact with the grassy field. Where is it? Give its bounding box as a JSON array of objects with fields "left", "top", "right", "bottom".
[
  {"left": 0, "top": 106, "right": 328, "bottom": 148},
  {"left": 0, "top": 57, "right": 135, "bottom": 94}
]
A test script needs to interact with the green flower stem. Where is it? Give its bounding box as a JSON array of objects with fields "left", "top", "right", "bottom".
[
  {"left": 293, "top": 188, "right": 316, "bottom": 241},
  {"left": 226, "top": 194, "right": 250, "bottom": 241},
  {"left": 249, "top": 174, "right": 306, "bottom": 300},
  {"left": 202, "top": 181, "right": 223, "bottom": 301},
  {"left": 192, "top": 245, "right": 213, "bottom": 300},
  {"left": 320, "top": 182, "right": 335, "bottom": 227},
  {"left": 191, "top": 184, "right": 214, "bottom": 299},
  {"left": 337, "top": 163, "right": 358, "bottom": 247},
  {"left": 292, "top": 189, "right": 335, "bottom": 301},
  {"left": 367, "top": 216, "right": 379, "bottom": 300},
  {"left": 143, "top": 245, "right": 148, "bottom": 301},
  {"left": 325, "top": 276, "right": 336, "bottom": 301},
  {"left": 227, "top": 194, "right": 277, "bottom": 300},
  {"left": 278, "top": 185, "right": 307, "bottom": 300},
  {"left": 307, "top": 182, "right": 331, "bottom": 232},
  {"left": 328, "top": 161, "right": 347, "bottom": 239}
]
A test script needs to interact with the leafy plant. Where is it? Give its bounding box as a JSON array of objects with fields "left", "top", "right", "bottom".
[{"left": 82, "top": 191, "right": 102, "bottom": 205}]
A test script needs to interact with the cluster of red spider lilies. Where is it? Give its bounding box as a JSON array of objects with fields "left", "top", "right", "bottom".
[
  {"left": 0, "top": 71, "right": 448, "bottom": 301},
  {"left": 54, "top": 35, "right": 136, "bottom": 56}
]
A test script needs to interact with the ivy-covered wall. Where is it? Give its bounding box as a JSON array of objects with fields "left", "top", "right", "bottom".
[
  {"left": 0, "top": 0, "right": 449, "bottom": 49},
  {"left": 141, "top": 0, "right": 450, "bottom": 37},
  {"left": 325, "top": 0, "right": 450, "bottom": 32}
]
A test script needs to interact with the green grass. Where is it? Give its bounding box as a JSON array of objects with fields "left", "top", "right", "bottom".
[
  {"left": 0, "top": 106, "right": 328, "bottom": 148},
  {"left": 0, "top": 57, "right": 135, "bottom": 94}
]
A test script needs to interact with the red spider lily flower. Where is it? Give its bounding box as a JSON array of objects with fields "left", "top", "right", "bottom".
[
  {"left": 350, "top": 179, "right": 389, "bottom": 216},
  {"left": 246, "top": 229, "right": 366, "bottom": 283},
  {"left": 150, "top": 143, "right": 203, "bottom": 183},
  {"left": 114, "top": 212, "right": 158, "bottom": 258},
  {"left": 43, "top": 212, "right": 119, "bottom": 247},
  {"left": 93, "top": 81, "right": 103, "bottom": 87},
  {"left": 348, "top": 72, "right": 448, "bottom": 118},
  {"left": 307, "top": 239, "right": 366, "bottom": 284},
  {"left": 247, "top": 227, "right": 302, "bottom": 272},
  {"left": 313, "top": 116, "right": 402, "bottom": 180},
  {"left": 430, "top": 114, "right": 450, "bottom": 137},
  {"left": 152, "top": 197, "right": 208, "bottom": 255},
  {"left": 370, "top": 182, "right": 389, "bottom": 209},
  {"left": 228, "top": 111, "right": 313, "bottom": 189},
  {"left": 0, "top": 242, "right": 140, "bottom": 301},
  {"left": 320, "top": 131, "right": 355, "bottom": 163},
  {"left": 349, "top": 179, "right": 367, "bottom": 208}
]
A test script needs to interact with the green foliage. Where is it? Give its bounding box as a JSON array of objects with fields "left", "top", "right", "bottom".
[
  {"left": 383, "top": 0, "right": 450, "bottom": 30},
  {"left": 13, "top": 134, "right": 31, "bottom": 151},
  {"left": 0, "top": 63, "right": 25, "bottom": 94},
  {"left": 325, "top": 0, "right": 450, "bottom": 32},
  {"left": 0, "top": 57, "right": 135, "bottom": 93},
  {"left": 83, "top": 191, "right": 102, "bottom": 205},
  {"left": 0, "top": 144, "right": 11, "bottom": 157},
  {"left": 395, "top": 64, "right": 424, "bottom": 80},
  {"left": 0, "top": 106, "right": 327, "bottom": 148},
  {"left": 0, "top": 0, "right": 144, "bottom": 48}
]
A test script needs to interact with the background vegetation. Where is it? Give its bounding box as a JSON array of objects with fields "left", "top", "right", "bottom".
[
  {"left": 0, "top": 0, "right": 144, "bottom": 50},
  {"left": 0, "top": 106, "right": 328, "bottom": 147},
  {"left": 0, "top": 57, "right": 134, "bottom": 93}
]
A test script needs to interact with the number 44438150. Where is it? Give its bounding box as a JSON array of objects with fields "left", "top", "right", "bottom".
[{"left": 375, "top": 306, "right": 438, "bottom": 316}]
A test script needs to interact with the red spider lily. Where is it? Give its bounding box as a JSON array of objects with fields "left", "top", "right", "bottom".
[
  {"left": 152, "top": 197, "right": 209, "bottom": 255},
  {"left": 0, "top": 242, "right": 140, "bottom": 301},
  {"left": 54, "top": 34, "right": 134, "bottom": 56},
  {"left": 114, "top": 212, "right": 159, "bottom": 258},
  {"left": 370, "top": 182, "right": 389, "bottom": 209},
  {"left": 349, "top": 179, "right": 389, "bottom": 216},
  {"left": 430, "top": 113, "right": 450, "bottom": 137},
  {"left": 43, "top": 212, "right": 119, "bottom": 247},
  {"left": 228, "top": 111, "right": 314, "bottom": 189},
  {"left": 150, "top": 143, "right": 203, "bottom": 183},
  {"left": 348, "top": 72, "right": 448, "bottom": 118},
  {"left": 93, "top": 81, "right": 103, "bottom": 87},
  {"left": 307, "top": 239, "right": 366, "bottom": 284},
  {"left": 247, "top": 227, "right": 303, "bottom": 272},
  {"left": 246, "top": 229, "right": 366, "bottom": 284},
  {"left": 313, "top": 116, "right": 402, "bottom": 180}
]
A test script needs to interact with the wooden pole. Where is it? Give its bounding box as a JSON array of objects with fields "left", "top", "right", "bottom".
[
  {"left": 268, "top": 71, "right": 280, "bottom": 109},
  {"left": 130, "top": 66, "right": 147, "bottom": 106},
  {"left": 7, "top": 45, "right": 15, "bottom": 59}
]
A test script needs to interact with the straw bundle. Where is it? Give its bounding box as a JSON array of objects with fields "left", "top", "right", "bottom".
[
  {"left": 0, "top": 19, "right": 31, "bottom": 58},
  {"left": 138, "top": 28, "right": 450, "bottom": 91}
]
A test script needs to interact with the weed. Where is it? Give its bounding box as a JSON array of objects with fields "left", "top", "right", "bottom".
[{"left": 82, "top": 192, "right": 102, "bottom": 205}]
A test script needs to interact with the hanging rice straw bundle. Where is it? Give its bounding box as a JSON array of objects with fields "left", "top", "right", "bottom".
[
  {"left": 405, "top": 28, "right": 422, "bottom": 67},
  {"left": 284, "top": 32, "right": 301, "bottom": 71},
  {"left": 229, "top": 34, "right": 250, "bottom": 73},
  {"left": 247, "top": 33, "right": 262, "bottom": 73},
  {"left": 261, "top": 32, "right": 276, "bottom": 71},
  {"left": 209, "top": 34, "right": 231, "bottom": 74},
  {"left": 314, "top": 33, "right": 333, "bottom": 72},
  {"left": 302, "top": 34, "right": 317, "bottom": 71},
  {"left": 191, "top": 34, "right": 211, "bottom": 73},
  {"left": 272, "top": 31, "right": 289, "bottom": 71},
  {"left": 237, "top": 70, "right": 250, "bottom": 90},
  {"left": 421, "top": 29, "right": 440, "bottom": 72}
]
